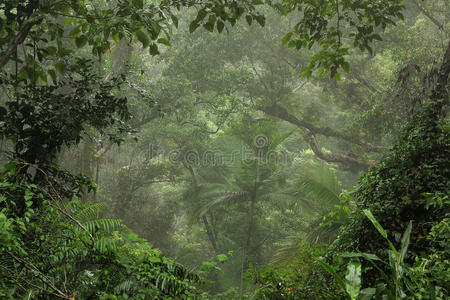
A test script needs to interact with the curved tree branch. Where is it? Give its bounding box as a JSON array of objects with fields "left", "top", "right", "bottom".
[
  {"left": 259, "top": 103, "right": 385, "bottom": 152},
  {"left": 303, "top": 129, "right": 372, "bottom": 169}
]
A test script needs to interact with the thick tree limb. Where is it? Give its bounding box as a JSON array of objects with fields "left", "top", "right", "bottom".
[
  {"left": 304, "top": 129, "right": 372, "bottom": 169},
  {"left": 432, "top": 40, "right": 450, "bottom": 101},
  {"left": 259, "top": 103, "right": 385, "bottom": 152}
]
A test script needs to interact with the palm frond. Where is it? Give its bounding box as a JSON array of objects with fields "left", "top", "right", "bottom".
[
  {"left": 189, "top": 190, "right": 250, "bottom": 223},
  {"left": 295, "top": 162, "right": 342, "bottom": 210},
  {"left": 270, "top": 235, "right": 304, "bottom": 265},
  {"left": 268, "top": 130, "right": 294, "bottom": 152}
]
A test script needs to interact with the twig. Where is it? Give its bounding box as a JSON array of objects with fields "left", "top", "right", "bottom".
[{"left": 6, "top": 251, "right": 71, "bottom": 299}]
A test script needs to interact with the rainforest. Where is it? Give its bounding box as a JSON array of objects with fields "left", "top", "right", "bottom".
[{"left": 0, "top": 0, "right": 449, "bottom": 299}]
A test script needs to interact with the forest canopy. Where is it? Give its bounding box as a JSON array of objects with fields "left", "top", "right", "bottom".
[{"left": 0, "top": 0, "right": 449, "bottom": 299}]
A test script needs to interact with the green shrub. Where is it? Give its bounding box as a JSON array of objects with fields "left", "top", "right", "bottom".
[
  {"left": 329, "top": 99, "right": 449, "bottom": 286},
  {"left": 246, "top": 244, "right": 343, "bottom": 299}
]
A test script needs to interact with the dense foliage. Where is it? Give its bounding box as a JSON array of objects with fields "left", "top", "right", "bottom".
[{"left": 1, "top": 0, "right": 449, "bottom": 299}]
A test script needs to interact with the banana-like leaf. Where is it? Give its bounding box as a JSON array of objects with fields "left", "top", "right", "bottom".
[
  {"left": 363, "top": 209, "right": 398, "bottom": 256},
  {"left": 345, "top": 261, "right": 361, "bottom": 300},
  {"left": 400, "top": 221, "right": 412, "bottom": 264},
  {"left": 316, "top": 258, "right": 346, "bottom": 291},
  {"left": 359, "top": 288, "right": 376, "bottom": 300}
]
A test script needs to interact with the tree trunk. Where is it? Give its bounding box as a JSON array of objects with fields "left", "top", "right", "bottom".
[
  {"left": 185, "top": 164, "right": 220, "bottom": 254},
  {"left": 244, "top": 193, "right": 257, "bottom": 265}
]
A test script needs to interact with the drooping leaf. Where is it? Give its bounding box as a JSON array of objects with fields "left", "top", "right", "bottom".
[
  {"left": 399, "top": 221, "right": 412, "bottom": 264},
  {"left": 255, "top": 15, "right": 265, "bottom": 26},
  {"left": 54, "top": 62, "right": 66, "bottom": 75},
  {"left": 75, "top": 35, "right": 88, "bottom": 48},
  {"left": 135, "top": 30, "right": 150, "bottom": 48},
  {"left": 203, "top": 22, "right": 214, "bottom": 32},
  {"left": 363, "top": 209, "right": 398, "bottom": 256},
  {"left": 316, "top": 259, "right": 346, "bottom": 291},
  {"left": 189, "top": 21, "right": 200, "bottom": 33},
  {"left": 216, "top": 20, "right": 225, "bottom": 33},
  {"left": 112, "top": 32, "right": 120, "bottom": 43},
  {"left": 363, "top": 209, "right": 387, "bottom": 239},
  {"left": 157, "top": 38, "right": 171, "bottom": 46},
  {"left": 171, "top": 14, "right": 179, "bottom": 28},
  {"left": 246, "top": 15, "right": 253, "bottom": 26},
  {"left": 149, "top": 43, "right": 160, "bottom": 56},
  {"left": 281, "top": 32, "right": 293, "bottom": 46}
]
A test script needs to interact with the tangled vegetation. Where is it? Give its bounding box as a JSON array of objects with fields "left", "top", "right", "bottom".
[{"left": 0, "top": 0, "right": 449, "bottom": 299}]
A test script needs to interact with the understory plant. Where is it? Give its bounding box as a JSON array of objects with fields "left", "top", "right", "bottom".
[
  {"left": 317, "top": 209, "right": 448, "bottom": 300},
  {"left": 0, "top": 161, "right": 200, "bottom": 299},
  {"left": 246, "top": 243, "right": 343, "bottom": 299}
]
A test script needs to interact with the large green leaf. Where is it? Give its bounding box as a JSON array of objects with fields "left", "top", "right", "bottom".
[
  {"left": 316, "top": 259, "right": 346, "bottom": 292},
  {"left": 363, "top": 209, "right": 387, "bottom": 239},
  {"left": 135, "top": 30, "right": 150, "bottom": 48},
  {"left": 189, "top": 21, "right": 200, "bottom": 33},
  {"left": 399, "top": 221, "right": 412, "bottom": 264},
  {"left": 363, "top": 209, "right": 398, "bottom": 256},
  {"left": 359, "top": 288, "right": 376, "bottom": 300},
  {"left": 54, "top": 61, "right": 67, "bottom": 75},
  {"left": 345, "top": 261, "right": 361, "bottom": 300},
  {"left": 75, "top": 35, "right": 87, "bottom": 48}
]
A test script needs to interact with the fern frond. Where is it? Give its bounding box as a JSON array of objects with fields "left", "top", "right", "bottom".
[
  {"left": 114, "top": 279, "right": 136, "bottom": 294},
  {"left": 73, "top": 202, "right": 108, "bottom": 221},
  {"left": 93, "top": 237, "right": 118, "bottom": 254},
  {"left": 82, "top": 219, "right": 123, "bottom": 234}
]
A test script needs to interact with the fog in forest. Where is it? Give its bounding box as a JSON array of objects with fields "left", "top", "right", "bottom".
[{"left": 0, "top": 1, "right": 449, "bottom": 299}]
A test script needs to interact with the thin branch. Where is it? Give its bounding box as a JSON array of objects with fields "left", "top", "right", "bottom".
[
  {"left": 349, "top": 72, "right": 381, "bottom": 93},
  {"left": 21, "top": 162, "right": 96, "bottom": 244},
  {"left": 0, "top": 17, "right": 43, "bottom": 70},
  {"left": 6, "top": 251, "right": 71, "bottom": 299},
  {"left": 413, "top": 0, "right": 444, "bottom": 30},
  {"left": 0, "top": 264, "right": 66, "bottom": 298}
]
